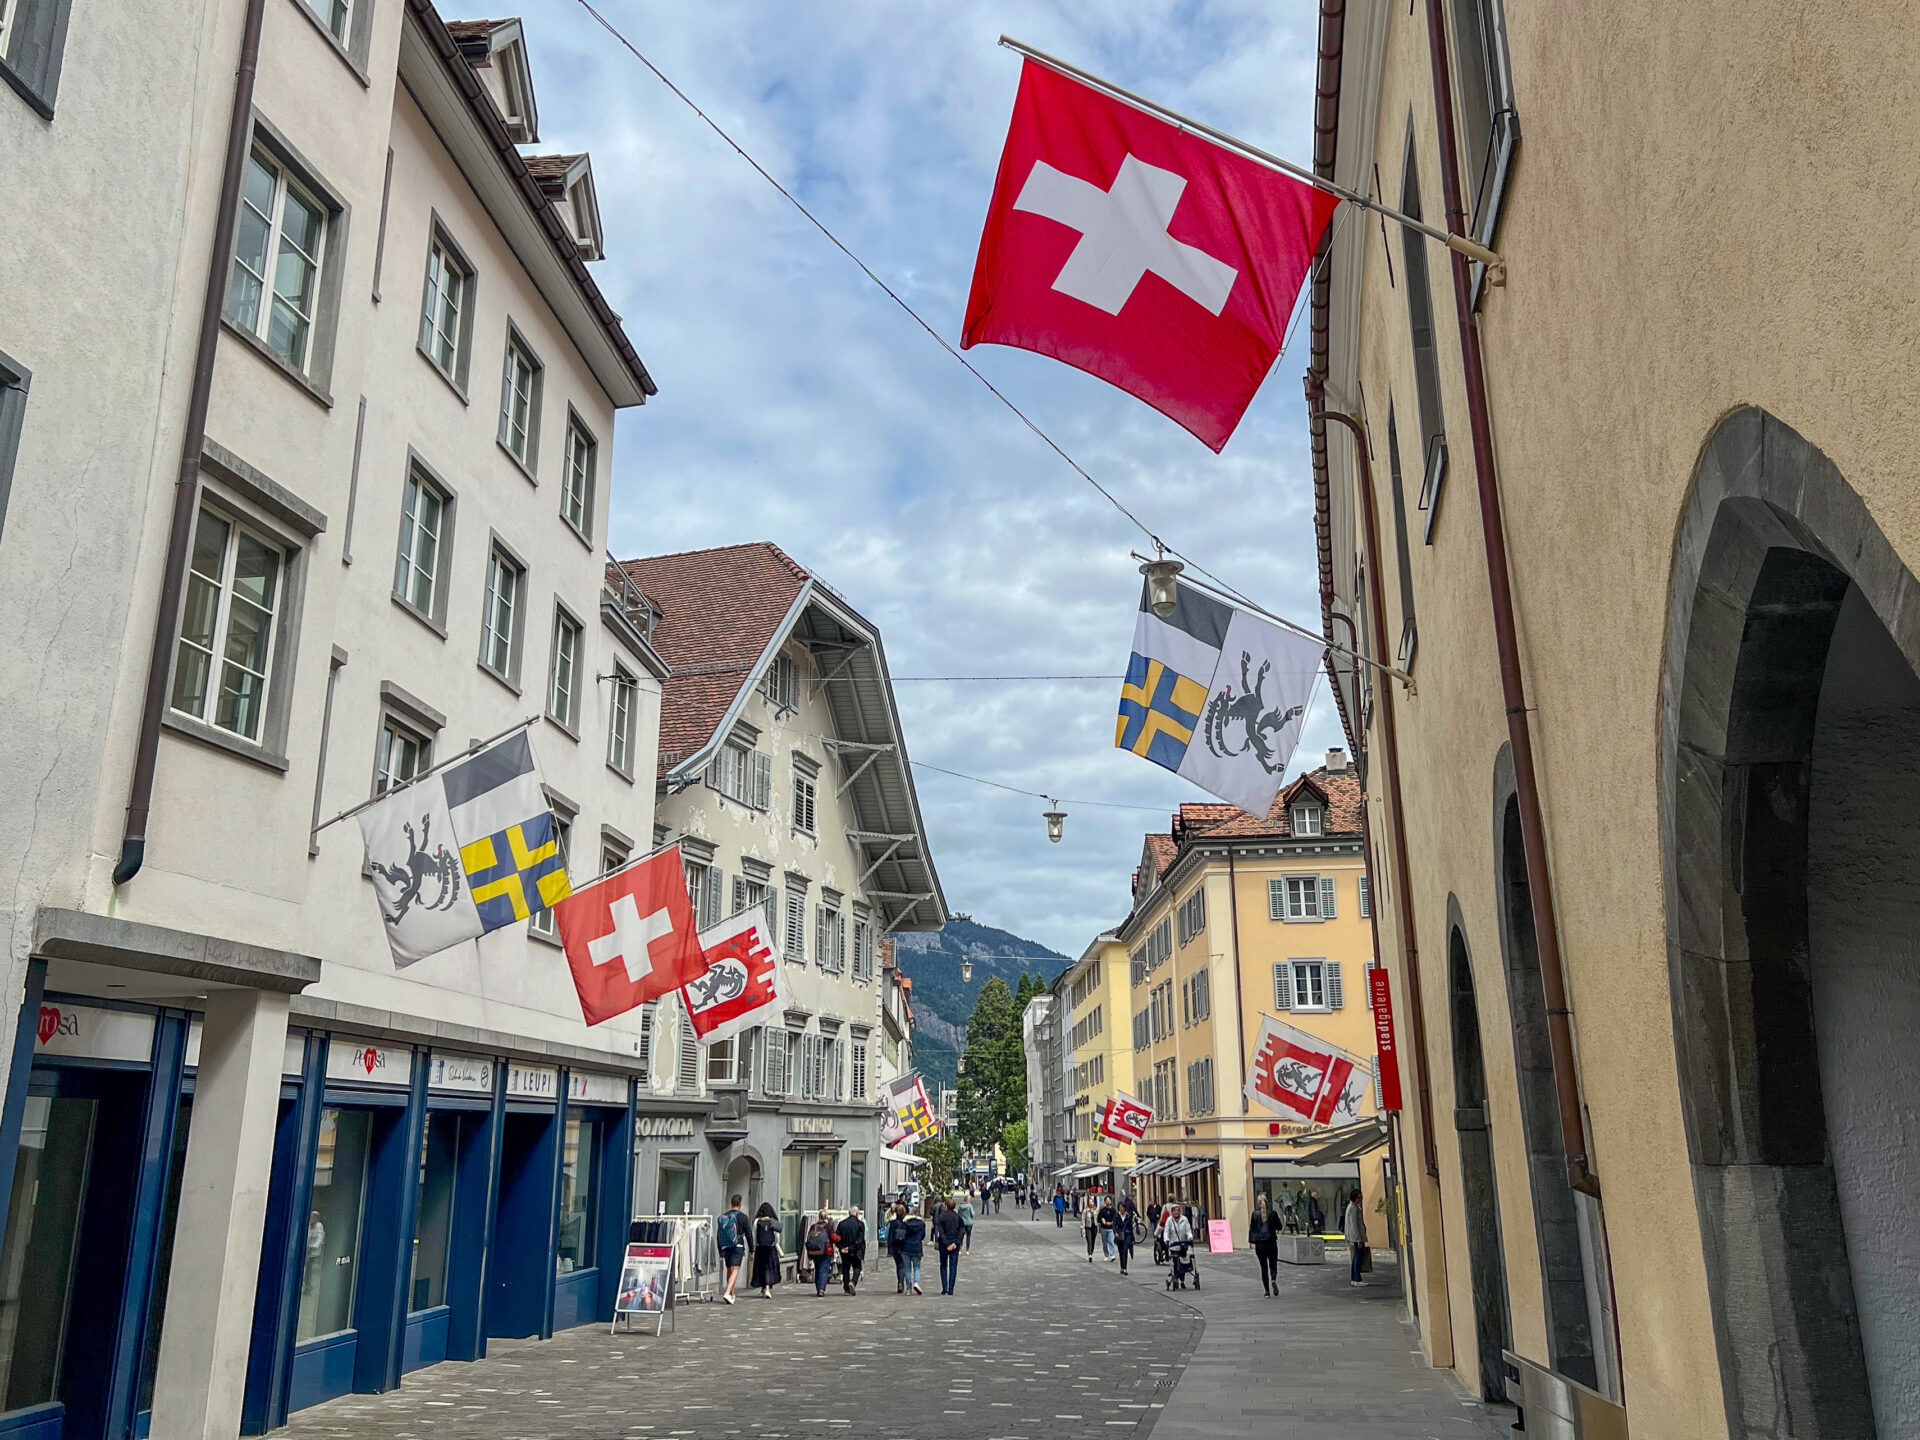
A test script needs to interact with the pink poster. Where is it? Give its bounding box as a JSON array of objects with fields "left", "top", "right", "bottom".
[{"left": 1207, "top": 1219, "right": 1232, "bottom": 1253}]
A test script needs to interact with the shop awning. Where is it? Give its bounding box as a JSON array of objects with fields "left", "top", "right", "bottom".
[
  {"left": 878, "top": 1145, "right": 919, "bottom": 1167},
  {"left": 1126, "top": 1157, "right": 1171, "bottom": 1176},
  {"left": 1287, "top": 1118, "right": 1390, "bottom": 1165},
  {"left": 1164, "top": 1157, "right": 1217, "bottom": 1178}
]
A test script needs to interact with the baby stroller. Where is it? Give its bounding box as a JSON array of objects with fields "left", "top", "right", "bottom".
[{"left": 1165, "top": 1240, "right": 1199, "bottom": 1290}]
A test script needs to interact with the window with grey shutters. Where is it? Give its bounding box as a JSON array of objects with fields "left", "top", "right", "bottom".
[
  {"left": 785, "top": 887, "right": 806, "bottom": 963},
  {"left": 1319, "top": 876, "right": 1337, "bottom": 918},
  {"left": 852, "top": 916, "right": 873, "bottom": 981},
  {"left": 1326, "top": 960, "right": 1344, "bottom": 1009},
  {"left": 1359, "top": 873, "right": 1372, "bottom": 917},
  {"left": 1272, "top": 961, "right": 1292, "bottom": 1011},
  {"left": 676, "top": 1003, "right": 700, "bottom": 1092},
  {"left": 851, "top": 1034, "right": 869, "bottom": 1099},
  {"left": 793, "top": 772, "right": 817, "bottom": 834},
  {"left": 764, "top": 1029, "right": 790, "bottom": 1096},
  {"left": 1268, "top": 878, "right": 1286, "bottom": 921}
]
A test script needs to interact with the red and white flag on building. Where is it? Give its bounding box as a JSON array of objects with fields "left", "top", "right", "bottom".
[
  {"left": 963, "top": 58, "right": 1339, "bottom": 451},
  {"left": 681, "top": 905, "right": 787, "bottom": 1046},
  {"left": 1098, "top": 1090, "right": 1154, "bottom": 1145},
  {"left": 554, "top": 846, "right": 707, "bottom": 1026},
  {"left": 1245, "top": 1014, "right": 1370, "bottom": 1127}
]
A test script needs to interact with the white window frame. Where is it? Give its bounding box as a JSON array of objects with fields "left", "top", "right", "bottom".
[
  {"left": 607, "top": 666, "right": 636, "bottom": 777},
  {"left": 530, "top": 809, "right": 572, "bottom": 938},
  {"left": 392, "top": 466, "right": 447, "bottom": 619},
  {"left": 561, "top": 414, "right": 596, "bottom": 539},
  {"left": 1291, "top": 803, "right": 1323, "bottom": 837},
  {"left": 792, "top": 771, "right": 817, "bottom": 835},
  {"left": 1288, "top": 960, "right": 1331, "bottom": 1013},
  {"left": 228, "top": 147, "right": 327, "bottom": 372},
  {"left": 706, "top": 1035, "right": 736, "bottom": 1085},
  {"left": 419, "top": 232, "right": 470, "bottom": 381},
  {"left": 1277, "top": 875, "right": 1324, "bottom": 922},
  {"left": 546, "top": 606, "right": 581, "bottom": 732},
  {"left": 499, "top": 332, "right": 540, "bottom": 469},
  {"left": 480, "top": 545, "right": 522, "bottom": 682},
  {"left": 302, "top": 0, "right": 349, "bottom": 44},
  {"left": 373, "top": 714, "right": 429, "bottom": 796},
  {"left": 169, "top": 505, "right": 285, "bottom": 744}
]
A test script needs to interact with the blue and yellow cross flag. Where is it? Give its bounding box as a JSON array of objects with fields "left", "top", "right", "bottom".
[
  {"left": 1117, "top": 579, "right": 1325, "bottom": 815},
  {"left": 357, "top": 729, "right": 571, "bottom": 966}
]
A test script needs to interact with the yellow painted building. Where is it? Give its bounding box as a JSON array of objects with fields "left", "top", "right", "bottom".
[
  {"left": 1054, "top": 933, "right": 1137, "bottom": 1186},
  {"left": 1117, "top": 757, "right": 1392, "bottom": 1248}
]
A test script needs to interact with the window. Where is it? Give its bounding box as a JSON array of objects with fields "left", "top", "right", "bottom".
[
  {"left": 707, "top": 1035, "right": 736, "bottom": 1085},
  {"left": 556, "top": 1114, "right": 598, "bottom": 1272},
  {"left": 228, "top": 148, "right": 326, "bottom": 372},
  {"left": 706, "top": 742, "right": 771, "bottom": 808},
  {"left": 1272, "top": 876, "right": 1334, "bottom": 922},
  {"left": 683, "top": 858, "right": 722, "bottom": 929},
  {"left": 1359, "top": 873, "right": 1372, "bottom": 917},
  {"left": 170, "top": 505, "right": 284, "bottom": 743},
  {"left": 762, "top": 1028, "right": 791, "bottom": 1097},
  {"left": 607, "top": 666, "right": 636, "bottom": 775},
  {"left": 792, "top": 772, "right": 817, "bottom": 835},
  {"left": 418, "top": 230, "right": 472, "bottom": 384},
  {"left": 1129, "top": 946, "right": 1147, "bottom": 989},
  {"left": 601, "top": 838, "right": 628, "bottom": 876},
  {"left": 479, "top": 545, "right": 523, "bottom": 682},
  {"left": 1153, "top": 1058, "right": 1179, "bottom": 1123},
  {"left": 1070, "top": 961, "right": 1104, "bottom": 1008},
  {"left": 302, "top": 0, "right": 349, "bottom": 43},
  {"left": 1070, "top": 1005, "right": 1103, "bottom": 1049},
  {"left": 759, "top": 653, "right": 798, "bottom": 710},
  {"left": 852, "top": 915, "right": 874, "bottom": 981},
  {"left": 1386, "top": 404, "right": 1419, "bottom": 669},
  {"left": 784, "top": 883, "right": 807, "bottom": 963},
  {"left": 851, "top": 1039, "right": 867, "bottom": 1099},
  {"left": 635, "top": 1001, "right": 654, "bottom": 1078},
  {"left": 498, "top": 332, "right": 541, "bottom": 469},
  {"left": 0, "top": 0, "right": 74, "bottom": 109},
  {"left": 1186, "top": 968, "right": 1210, "bottom": 1024},
  {"left": 1177, "top": 889, "right": 1206, "bottom": 946},
  {"left": 1399, "top": 138, "right": 1448, "bottom": 547},
  {"left": 561, "top": 416, "right": 595, "bottom": 538},
  {"left": 0, "top": 349, "right": 25, "bottom": 542},
  {"left": 411, "top": 1112, "right": 467, "bottom": 1312},
  {"left": 1449, "top": 0, "right": 1519, "bottom": 245},
  {"left": 1186, "top": 1057, "right": 1214, "bottom": 1117},
  {"left": 392, "top": 466, "right": 449, "bottom": 621},
  {"left": 817, "top": 904, "right": 844, "bottom": 973},
  {"left": 1132, "top": 1008, "right": 1150, "bottom": 1051},
  {"left": 298, "top": 1107, "right": 372, "bottom": 1341},
  {"left": 547, "top": 608, "right": 581, "bottom": 731},
  {"left": 374, "top": 715, "right": 428, "bottom": 795},
  {"left": 1291, "top": 803, "right": 1323, "bottom": 837},
  {"left": 676, "top": 1003, "right": 701, "bottom": 1092},
  {"left": 1273, "top": 959, "right": 1343, "bottom": 1013},
  {"left": 530, "top": 809, "right": 571, "bottom": 937}
]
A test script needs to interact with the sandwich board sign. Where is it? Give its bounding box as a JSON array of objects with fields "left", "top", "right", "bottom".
[{"left": 612, "top": 1243, "right": 675, "bottom": 1335}]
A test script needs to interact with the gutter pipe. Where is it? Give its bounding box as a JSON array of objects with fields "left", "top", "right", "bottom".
[
  {"left": 1422, "top": 0, "right": 1599, "bottom": 1199},
  {"left": 116, "top": 0, "right": 268, "bottom": 886}
]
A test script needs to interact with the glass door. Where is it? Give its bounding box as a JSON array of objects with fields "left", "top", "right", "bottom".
[
  {"left": 0, "top": 1095, "right": 96, "bottom": 1413},
  {"left": 410, "top": 1112, "right": 465, "bottom": 1313},
  {"left": 297, "top": 1108, "right": 373, "bottom": 1341},
  {"left": 556, "top": 1117, "right": 599, "bottom": 1274}
]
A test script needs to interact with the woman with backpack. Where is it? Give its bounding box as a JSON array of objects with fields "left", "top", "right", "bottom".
[
  {"left": 717, "top": 1192, "right": 750, "bottom": 1304},
  {"left": 749, "top": 1201, "right": 782, "bottom": 1299},
  {"left": 804, "top": 1211, "right": 836, "bottom": 1296}
]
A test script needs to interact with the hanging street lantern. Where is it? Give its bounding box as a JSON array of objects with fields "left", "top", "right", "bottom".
[
  {"left": 960, "top": 959, "right": 973, "bottom": 982},
  {"left": 1043, "top": 798, "right": 1067, "bottom": 844},
  {"left": 1139, "top": 555, "right": 1185, "bottom": 619}
]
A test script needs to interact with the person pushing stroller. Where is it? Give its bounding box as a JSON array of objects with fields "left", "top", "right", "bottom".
[{"left": 1161, "top": 1205, "right": 1198, "bottom": 1290}]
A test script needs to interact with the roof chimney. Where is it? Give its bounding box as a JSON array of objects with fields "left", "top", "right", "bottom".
[{"left": 1325, "top": 747, "right": 1348, "bottom": 773}]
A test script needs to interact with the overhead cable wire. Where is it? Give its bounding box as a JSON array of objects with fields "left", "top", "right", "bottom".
[
  {"left": 907, "top": 760, "right": 1172, "bottom": 813},
  {"left": 892, "top": 674, "right": 1123, "bottom": 682}
]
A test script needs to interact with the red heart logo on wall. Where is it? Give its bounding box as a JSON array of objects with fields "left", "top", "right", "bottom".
[
  {"left": 361, "top": 1047, "right": 378, "bottom": 1074},
  {"left": 37, "top": 1006, "right": 60, "bottom": 1044}
]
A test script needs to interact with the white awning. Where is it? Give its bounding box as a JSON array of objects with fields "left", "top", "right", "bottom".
[
  {"left": 1128, "top": 1157, "right": 1177, "bottom": 1176},
  {"left": 1164, "top": 1157, "right": 1218, "bottom": 1178},
  {"left": 878, "top": 1145, "right": 920, "bottom": 1167}
]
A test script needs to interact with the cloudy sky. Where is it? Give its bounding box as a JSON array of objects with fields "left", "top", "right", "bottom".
[{"left": 527, "top": 1, "right": 1344, "bottom": 957}]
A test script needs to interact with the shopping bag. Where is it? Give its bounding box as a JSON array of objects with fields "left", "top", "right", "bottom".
[{"left": 1358, "top": 1243, "right": 1374, "bottom": 1274}]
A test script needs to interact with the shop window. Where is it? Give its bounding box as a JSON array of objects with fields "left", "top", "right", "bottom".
[
  {"left": 137, "top": 1097, "right": 193, "bottom": 1416},
  {"left": 0, "top": 1095, "right": 96, "bottom": 1410},
  {"left": 656, "top": 1152, "right": 696, "bottom": 1218},
  {"left": 411, "top": 1112, "right": 467, "bottom": 1309},
  {"left": 557, "top": 1115, "right": 599, "bottom": 1273},
  {"left": 848, "top": 1151, "right": 868, "bottom": 1213},
  {"left": 297, "top": 1108, "right": 373, "bottom": 1342},
  {"left": 815, "top": 1152, "right": 836, "bottom": 1211}
]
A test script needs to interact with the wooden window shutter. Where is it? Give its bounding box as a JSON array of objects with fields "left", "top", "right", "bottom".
[
  {"left": 754, "top": 752, "right": 772, "bottom": 809},
  {"left": 1319, "top": 875, "right": 1337, "bottom": 918},
  {"left": 1273, "top": 962, "right": 1292, "bottom": 1010},
  {"left": 1359, "top": 874, "right": 1371, "bottom": 916},
  {"left": 1327, "top": 960, "right": 1344, "bottom": 1009},
  {"left": 1268, "top": 878, "right": 1286, "bottom": 920},
  {"left": 637, "top": 1001, "right": 655, "bottom": 1076}
]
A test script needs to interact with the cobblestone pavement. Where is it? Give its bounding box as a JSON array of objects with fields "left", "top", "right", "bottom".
[
  {"left": 1027, "top": 1211, "right": 1515, "bottom": 1440},
  {"left": 284, "top": 1213, "right": 1202, "bottom": 1440}
]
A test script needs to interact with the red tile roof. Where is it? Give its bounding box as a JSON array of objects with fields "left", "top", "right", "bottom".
[
  {"left": 1181, "top": 766, "right": 1362, "bottom": 840},
  {"left": 617, "top": 543, "right": 811, "bottom": 771},
  {"left": 1144, "top": 834, "right": 1177, "bottom": 877},
  {"left": 443, "top": 17, "right": 513, "bottom": 41},
  {"left": 523, "top": 152, "right": 583, "bottom": 182}
]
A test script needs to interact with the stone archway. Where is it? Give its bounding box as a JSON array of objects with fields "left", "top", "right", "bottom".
[
  {"left": 1447, "top": 907, "right": 1512, "bottom": 1401},
  {"left": 1661, "top": 407, "right": 1920, "bottom": 1438}
]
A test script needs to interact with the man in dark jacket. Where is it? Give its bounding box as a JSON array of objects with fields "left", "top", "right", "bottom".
[
  {"left": 835, "top": 1207, "right": 867, "bottom": 1295},
  {"left": 1114, "top": 1196, "right": 1138, "bottom": 1275},
  {"left": 932, "top": 1197, "right": 966, "bottom": 1294}
]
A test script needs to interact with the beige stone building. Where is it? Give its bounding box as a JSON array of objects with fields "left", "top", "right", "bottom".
[{"left": 1309, "top": 1, "right": 1920, "bottom": 1435}]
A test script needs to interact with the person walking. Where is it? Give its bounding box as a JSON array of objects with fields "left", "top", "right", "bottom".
[
  {"left": 1082, "top": 1195, "right": 1100, "bottom": 1262},
  {"left": 887, "top": 1201, "right": 910, "bottom": 1292},
  {"left": 1053, "top": 1188, "right": 1067, "bottom": 1227},
  {"left": 933, "top": 1197, "right": 965, "bottom": 1294},
  {"left": 1097, "top": 1195, "right": 1119, "bottom": 1262},
  {"left": 1114, "top": 1195, "right": 1138, "bottom": 1276},
  {"left": 1344, "top": 1189, "right": 1368, "bottom": 1286},
  {"left": 835, "top": 1207, "right": 866, "bottom": 1295},
  {"left": 1249, "top": 1193, "right": 1282, "bottom": 1296},
  {"left": 750, "top": 1202, "right": 782, "bottom": 1299},
  {"left": 900, "top": 1204, "right": 927, "bottom": 1294},
  {"left": 958, "top": 1193, "right": 977, "bottom": 1251},
  {"left": 717, "top": 1193, "right": 750, "bottom": 1304},
  {"left": 804, "top": 1212, "right": 836, "bottom": 1296}
]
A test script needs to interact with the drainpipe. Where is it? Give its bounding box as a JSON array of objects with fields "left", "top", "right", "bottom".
[
  {"left": 1422, "top": 0, "right": 1599, "bottom": 1199},
  {"left": 116, "top": 0, "right": 269, "bottom": 886},
  {"left": 1308, "top": 398, "right": 1440, "bottom": 1180}
]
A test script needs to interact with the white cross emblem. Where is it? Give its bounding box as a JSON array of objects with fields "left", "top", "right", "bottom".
[
  {"left": 1013, "top": 154, "right": 1238, "bottom": 316},
  {"left": 588, "top": 893, "right": 675, "bottom": 984}
]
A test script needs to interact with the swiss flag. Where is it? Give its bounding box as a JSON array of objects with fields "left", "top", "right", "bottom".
[
  {"left": 963, "top": 59, "right": 1339, "bottom": 451},
  {"left": 681, "top": 907, "right": 787, "bottom": 1046},
  {"left": 554, "top": 846, "right": 707, "bottom": 1026}
]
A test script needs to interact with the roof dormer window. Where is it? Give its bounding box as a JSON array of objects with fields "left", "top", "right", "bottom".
[{"left": 1291, "top": 802, "right": 1323, "bottom": 837}]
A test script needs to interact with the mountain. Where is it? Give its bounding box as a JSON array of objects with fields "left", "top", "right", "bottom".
[{"left": 891, "top": 915, "right": 1071, "bottom": 1092}]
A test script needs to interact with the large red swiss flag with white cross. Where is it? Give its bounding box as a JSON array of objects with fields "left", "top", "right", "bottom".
[
  {"left": 963, "top": 59, "right": 1339, "bottom": 451},
  {"left": 555, "top": 845, "right": 707, "bottom": 1026}
]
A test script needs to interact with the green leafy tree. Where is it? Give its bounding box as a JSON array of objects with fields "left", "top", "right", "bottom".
[
  {"left": 913, "top": 1134, "right": 961, "bottom": 1194},
  {"left": 956, "top": 977, "right": 1027, "bottom": 1155},
  {"left": 1000, "top": 1118, "right": 1029, "bottom": 1173}
]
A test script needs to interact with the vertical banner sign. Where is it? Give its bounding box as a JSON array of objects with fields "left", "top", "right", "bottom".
[{"left": 1368, "top": 967, "right": 1403, "bottom": 1111}]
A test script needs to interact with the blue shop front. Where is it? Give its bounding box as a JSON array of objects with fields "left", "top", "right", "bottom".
[{"left": 0, "top": 968, "right": 640, "bottom": 1440}]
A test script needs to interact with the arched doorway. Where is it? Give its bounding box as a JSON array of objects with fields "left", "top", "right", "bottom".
[
  {"left": 1490, "top": 774, "right": 1617, "bottom": 1396},
  {"left": 1662, "top": 408, "right": 1920, "bottom": 1438},
  {"left": 724, "top": 1154, "right": 763, "bottom": 1215},
  {"left": 1449, "top": 920, "right": 1512, "bottom": 1401}
]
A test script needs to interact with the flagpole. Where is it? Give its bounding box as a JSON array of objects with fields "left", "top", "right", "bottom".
[
  {"left": 997, "top": 35, "right": 1506, "bottom": 284},
  {"left": 310, "top": 712, "right": 542, "bottom": 838}
]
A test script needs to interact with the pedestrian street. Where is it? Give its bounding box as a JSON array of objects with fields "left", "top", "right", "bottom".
[{"left": 281, "top": 1213, "right": 1199, "bottom": 1440}]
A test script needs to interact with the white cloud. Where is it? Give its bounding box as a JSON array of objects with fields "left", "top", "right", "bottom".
[{"left": 518, "top": 0, "right": 1343, "bottom": 954}]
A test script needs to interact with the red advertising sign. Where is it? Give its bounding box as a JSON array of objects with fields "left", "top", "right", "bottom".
[{"left": 1368, "top": 967, "right": 1403, "bottom": 1111}]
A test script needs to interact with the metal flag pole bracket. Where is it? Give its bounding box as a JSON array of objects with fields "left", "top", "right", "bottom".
[{"left": 998, "top": 35, "right": 1507, "bottom": 286}]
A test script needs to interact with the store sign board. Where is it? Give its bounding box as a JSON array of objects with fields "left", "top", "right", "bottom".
[
  {"left": 507, "top": 1063, "right": 559, "bottom": 1100},
  {"left": 634, "top": 1114, "right": 696, "bottom": 1140},
  {"left": 430, "top": 1052, "right": 496, "bottom": 1094},
  {"left": 33, "top": 1003, "right": 153, "bottom": 1064},
  {"left": 325, "top": 1036, "right": 413, "bottom": 1088},
  {"left": 786, "top": 1114, "right": 835, "bottom": 1135},
  {"left": 568, "top": 1070, "right": 629, "bottom": 1105},
  {"left": 1368, "top": 967, "right": 1403, "bottom": 1111}
]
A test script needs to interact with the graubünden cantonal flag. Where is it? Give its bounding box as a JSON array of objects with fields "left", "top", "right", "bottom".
[
  {"left": 681, "top": 906, "right": 787, "bottom": 1046},
  {"left": 1098, "top": 1091, "right": 1153, "bottom": 1145},
  {"left": 963, "top": 59, "right": 1340, "bottom": 452},
  {"left": 554, "top": 845, "right": 707, "bottom": 1026}
]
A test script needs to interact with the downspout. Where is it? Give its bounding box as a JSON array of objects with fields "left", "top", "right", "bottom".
[
  {"left": 115, "top": 0, "right": 268, "bottom": 885},
  {"left": 1422, "top": 0, "right": 1599, "bottom": 1200},
  {"left": 1311, "top": 400, "right": 1440, "bottom": 1180}
]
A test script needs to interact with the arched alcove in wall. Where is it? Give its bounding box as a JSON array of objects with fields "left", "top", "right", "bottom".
[{"left": 1447, "top": 905, "right": 1512, "bottom": 1402}]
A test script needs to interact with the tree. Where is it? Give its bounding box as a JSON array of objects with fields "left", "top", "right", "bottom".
[
  {"left": 913, "top": 1134, "right": 961, "bottom": 1194},
  {"left": 1013, "top": 970, "right": 1039, "bottom": 1010},
  {"left": 955, "top": 977, "right": 1025, "bottom": 1154},
  {"left": 1000, "top": 1118, "right": 1029, "bottom": 1174}
]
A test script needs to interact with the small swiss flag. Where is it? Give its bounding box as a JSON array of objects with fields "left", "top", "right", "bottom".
[
  {"left": 963, "top": 59, "right": 1339, "bottom": 451},
  {"left": 554, "top": 846, "right": 707, "bottom": 1026}
]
